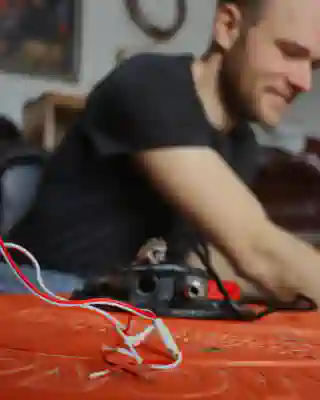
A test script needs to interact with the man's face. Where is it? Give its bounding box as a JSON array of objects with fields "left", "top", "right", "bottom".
[{"left": 215, "top": 0, "right": 320, "bottom": 128}]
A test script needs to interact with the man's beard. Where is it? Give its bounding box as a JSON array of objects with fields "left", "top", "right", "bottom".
[{"left": 219, "top": 52, "right": 258, "bottom": 123}]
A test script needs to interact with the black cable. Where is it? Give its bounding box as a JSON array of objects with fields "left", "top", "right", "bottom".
[
  {"left": 193, "top": 240, "right": 276, "bottom": 320},
  {"left": 194, "top": 240, "right": 317, "bottom": 320},
  {"left": 194, "top": 242, "right": 234, "bottom": 301}
]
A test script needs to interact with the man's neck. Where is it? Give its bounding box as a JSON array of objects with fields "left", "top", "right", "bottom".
[{"left": 191, "top": 55, "right": 237, "bottom": 134}]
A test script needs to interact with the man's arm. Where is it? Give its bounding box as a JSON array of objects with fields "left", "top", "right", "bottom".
[
  {"left": 88, "top": 55, "right": 320, "bottom": 303},
  {"left": 136, "top": 147, "right": 320, "bottom": 304}
]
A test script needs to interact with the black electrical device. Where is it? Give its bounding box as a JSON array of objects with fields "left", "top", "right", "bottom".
[
  {"left": 126, "top": 263, "right": 256, "bottom": 320},
  {"left": 70, "top": 261, "right": 317, "bottom": 320}
]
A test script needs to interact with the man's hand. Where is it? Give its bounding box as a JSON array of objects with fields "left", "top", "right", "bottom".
[{"left": 135, "top": 147, "right": 320, "bottom": 305}]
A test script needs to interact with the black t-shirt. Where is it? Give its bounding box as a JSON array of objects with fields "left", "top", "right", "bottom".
[{"left": 8, "top": 53, "right": 259, "bottom": 278}]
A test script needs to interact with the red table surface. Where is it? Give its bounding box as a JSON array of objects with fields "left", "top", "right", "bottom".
[{"left": 0, "top": 294, "right": 320, "bottom": 399}]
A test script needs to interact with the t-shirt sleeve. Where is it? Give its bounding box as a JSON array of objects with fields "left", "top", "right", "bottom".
[{"left": 83, "top": 55, "right": 212, "bottom": 156}]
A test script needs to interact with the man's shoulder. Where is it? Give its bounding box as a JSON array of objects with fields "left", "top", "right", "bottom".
[
  {"left": 115, "top": 52, "right": 192, "bottom": 77},
  {"left": 94, "top": 53, "right": 194, "bottom": 95}
]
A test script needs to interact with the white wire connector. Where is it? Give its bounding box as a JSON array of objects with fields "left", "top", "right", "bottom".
[{"left": 154, "top": 318, "right": 180, "bottom": 360}]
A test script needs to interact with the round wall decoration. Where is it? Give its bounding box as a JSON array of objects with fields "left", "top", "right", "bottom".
[{"left": 123, "top": 0, "right": 187, "bottom": 41}]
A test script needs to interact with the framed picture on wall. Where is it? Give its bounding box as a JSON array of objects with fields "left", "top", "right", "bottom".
[{"left": 0, "top": 0, "right": 82, "bottom": 81}]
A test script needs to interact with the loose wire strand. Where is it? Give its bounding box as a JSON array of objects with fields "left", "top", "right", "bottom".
[{"left": 0, "top": 238, "right": 183, "bottom": 375}]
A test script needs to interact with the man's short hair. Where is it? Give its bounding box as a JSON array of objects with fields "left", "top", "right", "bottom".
[
  {"left": 202, "top": 0, "right": 264, "bottom": 59},
  {"left": 217, "top": 0, "right": 264, "bottom": 20},
  {"left": 217, "top": 0, "right": 263, "bottom": 9}
]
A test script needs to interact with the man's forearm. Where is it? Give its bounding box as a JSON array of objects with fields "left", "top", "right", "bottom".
[
  {"left": 239, "top": 222, "right": 320, "bottom": 304},
  {"left": 137, "top": 147, "right": 320, "bottom": 303}
]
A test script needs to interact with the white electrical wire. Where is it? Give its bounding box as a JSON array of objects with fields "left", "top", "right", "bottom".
[
  {"left": 5, "top": 242, "right": 65, "bottom": 300},
  {"left": 0, "top": 241, "right": 183, "bottom": 377}
]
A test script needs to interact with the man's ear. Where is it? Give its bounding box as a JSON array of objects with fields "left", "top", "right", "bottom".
[{"left": 213, "top": 4, "right": 243, "bottom": 51}]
